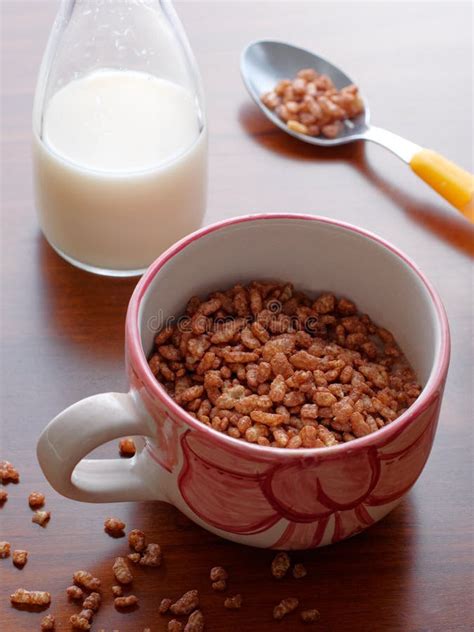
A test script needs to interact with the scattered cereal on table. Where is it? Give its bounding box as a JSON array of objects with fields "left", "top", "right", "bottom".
[
  {"left": 170, "top": 589, "right": 199, "bottom": 615},
  {"left": 168, "top": 620, "right": 183, "bottom": 632},
  {"left": 128, "top": 528, "right": 146, "bottom": 552},
  {"left": 69, "top": 614, "right": 91, "bottom": 630},
  {"left": 0, "top": 460, "right": 20, "bottom": 483},
  {"left": 113, "top": 556, "right": 133, "bottom": 584},
  {"left": 73, "top": 570, "right": 101, "bottom": 591},
  {"left": 209, "top": 564, "right": 227, "bottom": 582},
  {"left": 211, "top": 579, "right": 226, "bottom": 591},
  {"left": 159, "top": 597, "right": 172, "bottom": 614},
  {"left": 0, "top": 541, "right": 11, "bottom": 558},
  {"left": 301, "top": 608, "right": 321, "bottom": 623},
  {"left": 12, "top": 549, "right": 28, "bottom": 568},
  {"left": 119, "top": 437, "right": 136, "bottom": 457},
  {"left": 40, "top": 614, "right": 55, "bottom": 630},
  {"left": 104, "top": 517, "right": 125, "bottom": 536},
  {"left": 128, "top": 552, "right": 141, "bottom": 563},
  {"left": 78, "top": 609, "right": 94, "bottom": 621},
  {"left": 10, "top": 588, "right": 51, "bottom": 606},
  {"left": 82, "top": 591, "right": 101, "bottom": 612},
  {"left": 111, "top": 585, "right": 123, "bottom": 597},
  {"left": 273, "top": 597, "right": 299, "bottom": 620},
  {"left": 184, "top": 609, "right": 205, "bottom": 632},
  {"left": 292, "top": 562, "right": 307, "bottom": 578},
  {"left": 271, "top": 551, "right": 291, "bottom": 578},
  {"left": 32, "top": 510, "right": 50, "bottom": 527},
  {"left": 66, "top": 585, "right": 84, "bottom": 600},
  {"left": 224, "top": 594, "right": 242, "bottom": 609},
  {"left": 28, "top": 492, "right": 45, "bottom": 508},
  {"left": 139, "top": 542, "right": 162, "bottom": 566},
  {"left": 0, "top": 489, "right": 8, "bottom": 503},
  {"left": 114, "top": 594, "right": 139, "bottom": 609}
]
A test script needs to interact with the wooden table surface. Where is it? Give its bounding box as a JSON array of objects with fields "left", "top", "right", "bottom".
[{"left": 1, "top": 2, "right": 473, "bottom": 631}]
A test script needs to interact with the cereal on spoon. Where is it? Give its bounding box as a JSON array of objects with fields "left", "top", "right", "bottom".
[{"left": 261, "top": 68, "right": 364, "bottom": 138}]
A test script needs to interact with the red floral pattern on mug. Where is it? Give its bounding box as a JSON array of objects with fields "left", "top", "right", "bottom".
[{"left": 175, "top": 396, "right": 440, "bottom": 548}]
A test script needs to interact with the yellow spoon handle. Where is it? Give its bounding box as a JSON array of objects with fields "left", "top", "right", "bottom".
[{"left": 410, "top": 149, "right": 474, "bottom": 222}]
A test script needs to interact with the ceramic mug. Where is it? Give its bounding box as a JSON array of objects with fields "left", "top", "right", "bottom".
[{"left": 37, "top": 214, "right": 450, "bottom": 549}]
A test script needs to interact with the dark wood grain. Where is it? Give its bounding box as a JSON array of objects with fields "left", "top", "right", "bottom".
[{"left": 1, "top": 2, "right": 473, "bottom": 631}]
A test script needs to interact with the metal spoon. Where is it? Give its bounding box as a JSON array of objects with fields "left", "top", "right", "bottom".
[{"left": 241, "top": 40, "right": 473, "bottom": 221}]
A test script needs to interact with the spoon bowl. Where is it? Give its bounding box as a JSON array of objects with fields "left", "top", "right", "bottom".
[
  {"left": 240, "top": 39, "right": 473, "bottom": 220},
  {"left": 241, "top": 39, "right": 370, "bottom": 146}
]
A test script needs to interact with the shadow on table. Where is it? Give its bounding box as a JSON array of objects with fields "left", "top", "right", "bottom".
[
  {"left": 358, "top": 157, "right": 474, "bottom": 259},
  {"left": 238, "top": 102, "right": 474, "bottom": 259},
  {"left": 35, "top": 235, "right": 138, "bottom": 360},
  {"left": 238, "top": 101, "right": 362, "bottom": 164}
]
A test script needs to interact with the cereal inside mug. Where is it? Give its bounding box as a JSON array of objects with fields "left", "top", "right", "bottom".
[{"left": 148, "top": 281, "right": 422, "bottom": 449}]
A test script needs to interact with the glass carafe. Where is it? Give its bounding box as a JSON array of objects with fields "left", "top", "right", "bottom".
[{"left": 33, "top": 0, "right": 207, "bottom": 277}]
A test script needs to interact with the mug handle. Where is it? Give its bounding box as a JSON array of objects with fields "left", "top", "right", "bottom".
[{"left": 37, "top": 392, "right": 161, "bottom": 503}]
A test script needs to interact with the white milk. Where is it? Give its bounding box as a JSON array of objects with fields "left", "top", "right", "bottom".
[{"left": 33, "top": 70, "right": 207, "bottom": 273}]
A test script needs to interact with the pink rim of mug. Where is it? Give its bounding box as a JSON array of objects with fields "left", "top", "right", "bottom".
[{"left": 126, "top": 213, "right": 450, "bottom": 460}]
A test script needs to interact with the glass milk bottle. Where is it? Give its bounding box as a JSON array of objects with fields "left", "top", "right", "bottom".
[{"left": 33, "top": 0, "right": 207, "bottom": 276}]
